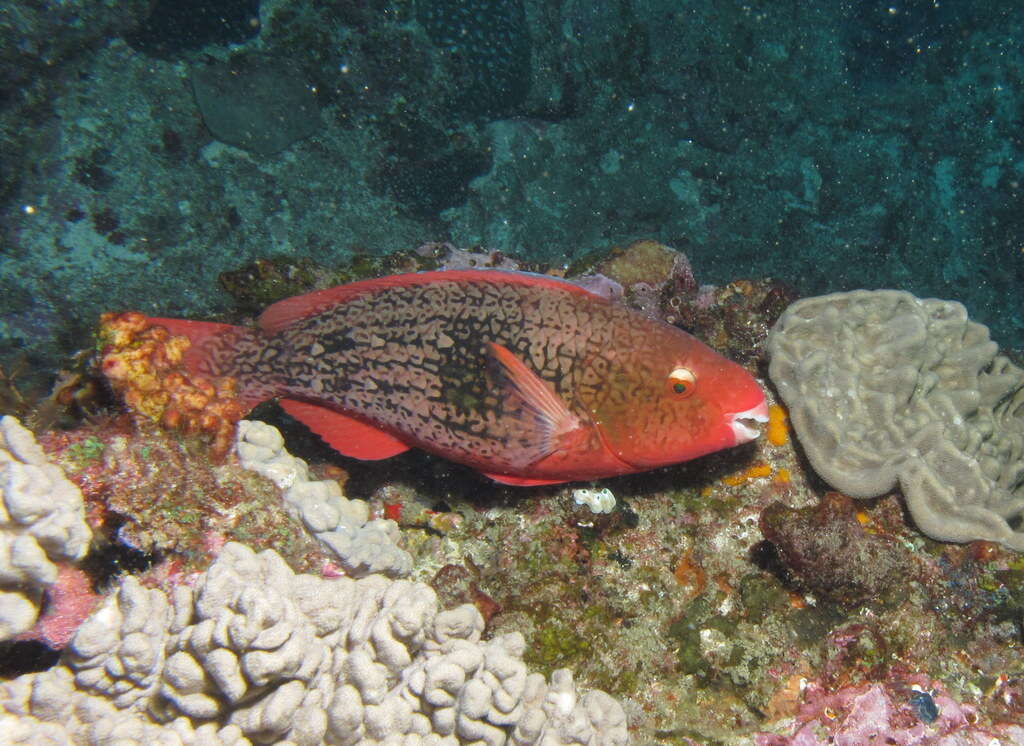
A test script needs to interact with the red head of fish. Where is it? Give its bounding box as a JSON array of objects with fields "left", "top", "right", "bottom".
[{"left": 570, "top": 318, "right": 768, "bottom": 474}]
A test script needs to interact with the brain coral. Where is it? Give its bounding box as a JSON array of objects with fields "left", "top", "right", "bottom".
[
  {"left": 1, "top": 542, "right": 628, "bottom": 745},
  {"left": 0, "top": 415, "right": 91, "bottom": 641},
  {"left": 768, "top": 290, "right": 1024, "bottom": 550}
]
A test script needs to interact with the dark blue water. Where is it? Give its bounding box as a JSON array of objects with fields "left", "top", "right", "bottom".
[{"left": 1, "top": 0, "right": 1021, "bottom": 378}]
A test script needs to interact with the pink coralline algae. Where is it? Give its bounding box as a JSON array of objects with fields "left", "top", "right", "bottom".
[
  {"left": 15, "top": 564, "right": 100, "bottom": 650},
  {"left": 755, "top": 677, "right": 1022, "bottom": 745}
]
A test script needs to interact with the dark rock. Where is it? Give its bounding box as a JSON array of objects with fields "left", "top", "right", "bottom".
[
  {"left": 760, "top": 492, "right": 914, "bottom": 606},
  {"left": 191, "top": 55, "right": 321, "bottom": 156},
  {"left": 129, "top": 0, "right": 260, "bottom": 58}
]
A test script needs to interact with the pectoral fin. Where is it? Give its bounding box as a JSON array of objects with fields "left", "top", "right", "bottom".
[{"left": 485, "top": 342, "right": 582, "bottom": 466}]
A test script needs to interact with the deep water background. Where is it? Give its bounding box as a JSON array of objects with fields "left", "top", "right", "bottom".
[{"left": 1, "top": 0, "right": 1022, "bottom": 379}]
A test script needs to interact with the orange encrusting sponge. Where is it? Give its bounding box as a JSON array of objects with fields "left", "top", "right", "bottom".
[
  {"left": 98, "top": 312, "right": 245, "bottom": 458},
  {"left": 721, "top": 462, "right": 773, "bottom": 486},
  {"left": 767, "top": 404, "right": 789, "bottom": 446}
]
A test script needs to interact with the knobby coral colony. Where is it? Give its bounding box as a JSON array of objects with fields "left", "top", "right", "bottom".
[
  {"left": 0, "top": 410, "right": 627, "bottom": 743},
  {"left": 0, "top": 416, "right": 91, "bottom": 643},
  {"left": 2, "top": 539, "right": 628, "bottom": 744}
]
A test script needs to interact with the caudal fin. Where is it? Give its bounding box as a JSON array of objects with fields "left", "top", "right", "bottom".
[
  {"left": 146, "top": 316, "right": 273, "bottom": 412},
  {"left": 99, "top": 312, "right": 275, "bottom": 415},
  {"left": 98, "top": 311, "right": 278, "bottom": 458}
]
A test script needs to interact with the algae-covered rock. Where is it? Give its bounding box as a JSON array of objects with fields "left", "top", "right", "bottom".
[
  {"left": 760, "top": 492, "right": 913, "bottom": 606},
  {"left": 191, "top": 54, "right": 321, "bottom": 156}
]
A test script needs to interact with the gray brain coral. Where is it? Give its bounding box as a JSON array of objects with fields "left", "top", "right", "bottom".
[
  {"left": 768, "top": 290, "right": 1024, "bottom": 549},
  {"left": 0, "top": 542, "right": 628, "bottom": 745}
]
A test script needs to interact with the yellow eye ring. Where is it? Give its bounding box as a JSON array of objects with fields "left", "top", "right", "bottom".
[{"left": 668, "top": 367, "right": 696, "bottom": 398}]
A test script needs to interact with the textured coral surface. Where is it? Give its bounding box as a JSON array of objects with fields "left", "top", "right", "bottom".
[
  {"left": 769, "top": 290, "right": 1024, "bottom": 549},
  {"left": 3, "top": 253, "right": 1024, "bottom": 744}
]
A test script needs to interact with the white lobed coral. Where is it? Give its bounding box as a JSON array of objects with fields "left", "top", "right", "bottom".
[
  {"left": 571, "top": 488, "right": 616, "bottom": 514},
  {"left": 0, "top": 665, "right": 251, "bottom": 745},
  {"left": 0, "top": 541, "right": 629, "bottom": 745},
  {"left": 0, "top": 415, "right": 92, "bottom": 641},
  {"left": 235, "top": 419, "right": 413, "bottom": 576},
  {"left": 768, "top": 290, "right": 1024, "bottom": 549}
]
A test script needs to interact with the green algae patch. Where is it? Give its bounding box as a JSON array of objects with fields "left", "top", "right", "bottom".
[
  {"left": 667, "top": 596, "right": 732, "bottom": 683},
  {"left": 64, "top": 435, "right": 107, "bottom": 466},
  {"left": 738, "top": 572, "right": 791, "bottom": 624},
  {"left": 529, "top": 620, "right": 592, "bottom": 670},
  {"left": 788, "top": 605, "right": 846, "bottom": 648}
]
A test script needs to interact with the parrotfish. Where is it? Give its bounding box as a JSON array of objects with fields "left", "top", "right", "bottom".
[{"left": 154, "top": 270, "right": 768, "bottom": 486}]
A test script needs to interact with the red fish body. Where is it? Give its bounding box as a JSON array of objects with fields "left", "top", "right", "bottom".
[{"left": 155, "top": 270, "right": 768, "bottom": 485}]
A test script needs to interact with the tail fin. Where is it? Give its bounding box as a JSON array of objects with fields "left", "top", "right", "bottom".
[
  {"left": 98, "top": 311, "right": 278, "bottom": 458},
  {"left": 147, "top": 316, "right": 273, "bottom": 412}
]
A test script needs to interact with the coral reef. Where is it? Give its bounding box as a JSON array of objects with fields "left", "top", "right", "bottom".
[
  {"left": 0, "top": 416, "right": 91, "bottom": 642},
  {"left": 41, "top": 414, "right": 332, "bottom": 577},
  {"left": 0, "top": 541, "right": 628, "bottom": 745},
  {"left": 0, "top": 241, "right": 1022, "bottom": 746},
  {"left": 2, "top": 256, "right": 1024, "bottom": 742},
  {"left": 235, "top": 419, "right": 412, "bottom": 577},
  {"left": 768, "top": 289, "right": 1024, "bottom": 549}
]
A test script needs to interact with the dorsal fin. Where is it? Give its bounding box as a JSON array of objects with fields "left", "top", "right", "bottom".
[
  {"left": 258, "top": 270, "right": 601, "bottom": 334},
  {"left": 279, "top": 399, "right": 410, "bottom": 460}
]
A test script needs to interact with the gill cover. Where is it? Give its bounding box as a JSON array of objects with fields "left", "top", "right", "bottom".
[{"left": 580, "top": 326, "right": 765, "bottom": 469}]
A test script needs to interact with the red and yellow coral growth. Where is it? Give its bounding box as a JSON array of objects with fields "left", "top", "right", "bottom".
[{"left": 98, "top": 312, "right": 244, "bottom": 457}]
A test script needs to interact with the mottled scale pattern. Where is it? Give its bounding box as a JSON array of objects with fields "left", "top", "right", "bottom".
[{"left": 226, "top": 278, "right": 653, "bottom": 470}]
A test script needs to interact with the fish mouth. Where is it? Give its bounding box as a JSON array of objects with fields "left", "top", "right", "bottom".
[{"left": 728, "top": 401, "right": 770, "bottom": 444}]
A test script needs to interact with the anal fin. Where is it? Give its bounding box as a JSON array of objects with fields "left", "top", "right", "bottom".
[{"left": 279, "top": 399, "right": 410, "bottom": 460}]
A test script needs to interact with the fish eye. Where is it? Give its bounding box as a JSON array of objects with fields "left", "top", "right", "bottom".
[{"left": 668, "top": 367, "right": 696, "bottom": 398}]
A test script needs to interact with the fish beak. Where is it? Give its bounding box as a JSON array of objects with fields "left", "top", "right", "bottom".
[{"left": 728, "top": 401, "right": 770, "bottom": 444}]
